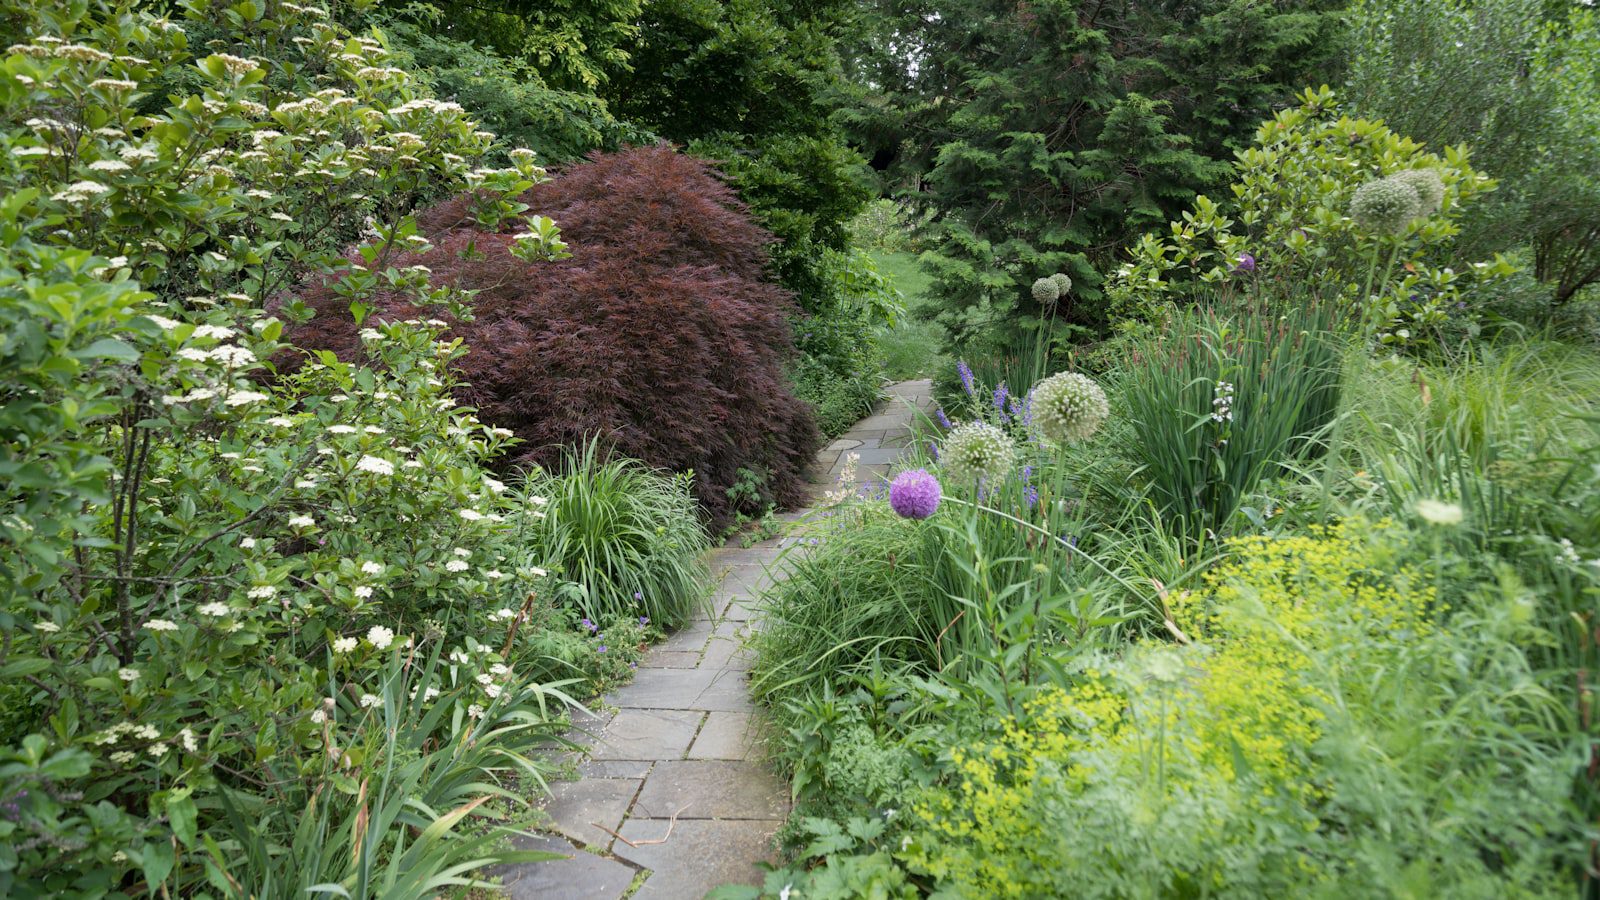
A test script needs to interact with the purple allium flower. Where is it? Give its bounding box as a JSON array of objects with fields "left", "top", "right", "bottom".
[
  {"left": 889, "top": 469, "right": 942, "bottom": 519},
  {"left": 1234, "top": 252, "right": 1256, "bottom": 273},
  {"left": 957, "top": 360, "right": 976, "bottom": 397},
  {"left": 935, "top": 407, "right": 952, "bottom": 429}
]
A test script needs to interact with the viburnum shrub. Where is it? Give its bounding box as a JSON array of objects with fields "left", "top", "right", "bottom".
[
  {"left": 293, "top": 145, "right": 821, "bottom": 529},
  {"left": 1108, "top": 87, "right": 1518, "bottom": 348},
  {"left": 0, "top": 0, "right": 584, "bottom": 891}
]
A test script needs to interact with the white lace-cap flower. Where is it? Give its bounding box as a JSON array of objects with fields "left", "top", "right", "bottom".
[
  {"left": 333, "top": 637, "right": 358, "bottom": 653},
  {"left": 247, "top": 584, "right": 276, "bottom": 599},
  {"left": 327, "top": 424, "right": 357, "bottom": 434},
  {"left": 355, "top": 455, "right": 394, "bottom": 476},
  {"left": 288, "top": 515, "right": 315, "bottom": 528},
  {"left": 1415, "top": 498, "right": 1464, "bottom": 526},
  {"left": 144, "top": 619, "right": 178, "bottom": 632},
  {"left": 445, "top": 559, "right": 469, "bottom": 573},
  {"left": 367, "top": 625, "right": 394, "bottom": 650},
  {"left": 199, "top": 602, "right": 231, "bottom": 617},
  {"left": 458, "top": 509, "right": 484, "bottom": 521}
]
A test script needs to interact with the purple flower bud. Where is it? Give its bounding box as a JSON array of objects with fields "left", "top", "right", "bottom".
[
  {"left": 1234, "top": 252, "right": 1256, "bottom": 273},
  {"left": 889, "top": 468, "right": 942, "bottom": 520}
]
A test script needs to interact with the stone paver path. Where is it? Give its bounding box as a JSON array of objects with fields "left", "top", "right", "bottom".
[{"left": 497, "top": 380, "right": 935, "bottom": 900}]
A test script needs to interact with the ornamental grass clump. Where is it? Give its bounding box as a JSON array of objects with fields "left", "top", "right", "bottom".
[{"left": 1030, "top": 371, "right": 1109, "bottom": 445}]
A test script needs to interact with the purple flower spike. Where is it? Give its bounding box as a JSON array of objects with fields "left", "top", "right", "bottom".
[
  {"left": 935, "top": 407, "right": 952, "bottom": 429},
  {"left": 888, "top": 468, "right": 942, "bottom": 520},
  {"left": 957, "top": 360, "right": 976, "bottom": 397},
  {"left": 1233, "top": 252, "right": 1256, "bottom": 273}
]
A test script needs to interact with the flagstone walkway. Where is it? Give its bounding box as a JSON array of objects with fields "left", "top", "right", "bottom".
[{"left": 496, "top": 380, "right": 935, "bottom": 900}]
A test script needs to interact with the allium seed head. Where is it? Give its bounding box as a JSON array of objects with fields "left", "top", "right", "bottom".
[
  {"left": 1387, "top": 168, "right": 1445, "bottom": 216},
  {"left": 940, "top": 421, "right": 1017, "bottom": 484},
  {"left": 1030, "top": 371, "right": 1109, "bottom": 445},
  {"left": 1049, "top": 272, "right": 1072, "bottom": 295},
  {"left": 1350, "top": 177, "right": 1422, "bottom": 236},
  {"left": 1031, "top": 277, "right": 1061, "bottom": 305}
]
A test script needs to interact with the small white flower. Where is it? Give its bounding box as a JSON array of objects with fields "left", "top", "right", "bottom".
[
  {"left": 366, "top": 625, "right": 394, "bottom": 649},
  {"left": 247, "top": 584, "right": 276, "bottom": 599},
  {"left": 178, "top": 728, "right": 198, "bottom": 753},
  {"left": 458, "top": 509, "right": 484, "bottom": 521},
  {"left": 486, "top": 570, "right": 506, "bottom": 580},
  {"left": 309, "top": 708, "right": 328, "bottom": 724},
  {"left": 353, "top": 585, "right": 373, "bottom": 599},
  {"left": 117, "top": 667, "right": 140, "bottom": 682},
  {"left": 327, "top": 424, "right": 357, "bottom": 434},
  {"left": 445, "top": 559, "right": 469, "bottom": 573},
  {"left": 144, "top": 619, "right": 178, "bottom": 632},
  {"left": 265, "top": 416, "right": 295, "bottom": 428},
  {"left": 35, "top": 620, "right": 60, "bottom": 633},
  {"left": 240, "top": 536, "right": 257, "bottom": 549},
  {"left": 1415, "top": 498, "right": 1464, "bottom": 526},
  {"left": 355, "top": 455, "right": 394, "bottom": 476},
  {"left": 288, "top": 515, "right": 315, "bottom": 528},
  {"left": 530, "top": 566, "right": 548, "bottom": 578},
  {"left": 224, "top": 390, "right": 268, "bottom": 407},
  {"left": 363, "top": 425, "right": 385, "bottom": 435},
  {"left": 359, "top": 693, "right": 381, "bottom": 708},
  {"left": 361, "top": 561, "right": 383, "bottom": 575},
  {"left": 333, "top": 637, "right": 358, "bottom": 653},
  {"left": 493, "top": 607, "right": 517, "bottom": 620},
  {"left": 467, "top": 703, "right": 484, "bottom": 719},
  {"left": 110, "top": 751, "right": 136, "bottom": 764},
  {"left": 199, "top": 602, "right": 231, "bottom": 617},
  {"left": 147, "top": 742, "right": 168, "bottom": 758},
  {"left": 484, "top": 683, "right": 503, "bottom": 699}
]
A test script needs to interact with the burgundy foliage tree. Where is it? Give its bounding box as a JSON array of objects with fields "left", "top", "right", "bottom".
[{"left": 290, "top": 145, "right": 820, "bottom": 528}]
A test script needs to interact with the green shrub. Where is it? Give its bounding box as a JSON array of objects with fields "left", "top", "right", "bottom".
[
  {"left": 1108, "top": 87, "right": 1516, "bottom": 349},
  {"left": 523, "top": 439, "right": 711, "bottom": 630}
]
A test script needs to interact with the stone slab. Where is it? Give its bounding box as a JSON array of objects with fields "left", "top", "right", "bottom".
[
  {"left": 656, "top": 620, "right": 714, "bottom": 653},
  {"left": 588, "top": 709, "right": 704, "bottom": 761},
  {"left": 539, "top": 777, "right": 641, "bottom": 849},
  {"left": 495, "top": 832, "right": 638, "bottom": 900},
  {"left": 615, "top": 819, "right": 782, "bottom": 900},
  {"left": 685, "top": 669, "right": 756, "bottom": 713},
  {"left": 631, "top": 759, "right": 790, "bottom": 820},
  {"left": 687, "top": 711, "right": 764, "bottom": 761},
  {"left": 604, "top": 667, "right": 718, "bottom": 710},
  {"left": 698, "top": 635, "right": 752, "bottom": 670},
  {"left": 639, "top": 649, "right": 701, "bottom": 669},
  {"left": 579, "top": 759, "right": 655, "bottom": 780}
]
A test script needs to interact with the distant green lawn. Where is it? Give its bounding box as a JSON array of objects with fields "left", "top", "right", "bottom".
[{"left": 871, "top": 250, "right": 949, "bottom": 380}]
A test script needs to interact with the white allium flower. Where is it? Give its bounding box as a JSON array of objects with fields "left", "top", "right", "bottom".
[
  {"left": 333, "top": 637, "right": 358, "bottom": 653},
  {"left": 1389, "top": 168, "right": 1446, "bottom": 216},
  {"left": 144, "top": 619, "right": 178, "bottom": 632},
  {"left": 355, "top": 455, "right": 394, "bottom": 476},
  {"left": 940, "top": 421, "right": 1017, "bottom": 485},
  {"left": 366, "top": 625, "right": 394, "bottom": 649},
  {"left": 1030, "top": 372, "right": 1109, "bottom": 445},
  {"left": 1350, "top": 177, "right": 1422, "bottom": 236}
]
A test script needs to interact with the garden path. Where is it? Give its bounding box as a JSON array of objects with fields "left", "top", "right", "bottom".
[{"left": 496, "top": 380, "right": 935, "bottom": 899}]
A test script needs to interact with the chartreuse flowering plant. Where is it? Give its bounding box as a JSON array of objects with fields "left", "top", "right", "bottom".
[{"left": 0, "top": 0, "right": 580, "bottom": 891}]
